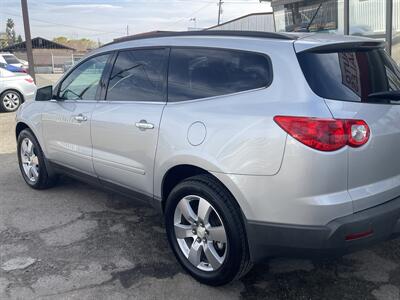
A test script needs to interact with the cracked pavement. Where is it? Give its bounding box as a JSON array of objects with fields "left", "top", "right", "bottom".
[{"left": 1, "top": 111, "right": 400, "bottom": 299}]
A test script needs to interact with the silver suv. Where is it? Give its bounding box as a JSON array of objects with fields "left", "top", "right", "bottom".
[{"left": 15, "top": 31, "right": 400, "bottom": 285}]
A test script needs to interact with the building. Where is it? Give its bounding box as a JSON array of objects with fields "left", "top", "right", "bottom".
[
  {"left": 208, "top": 12, "right": 275, "bottom": 32},
  {"left": 208, "top": 1, "right": 399, "bottom": 64},
  {"left": 0, "top": 37, "right": 76, "bottom": 73},
  {"left": 263, "top": 0, "right": 400, "bottom": 63}
]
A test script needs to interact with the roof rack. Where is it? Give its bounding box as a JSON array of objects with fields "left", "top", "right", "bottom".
[{"left": 104, "top": 30, "right": 297, "bottom": 47}]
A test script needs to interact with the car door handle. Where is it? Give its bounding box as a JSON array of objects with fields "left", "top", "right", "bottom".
[
  {"left": 73, "top": 114, "right": 88, "bottom": 122},
  {"left": 135, "top": 120, "right": 154, "bottom": 130}
]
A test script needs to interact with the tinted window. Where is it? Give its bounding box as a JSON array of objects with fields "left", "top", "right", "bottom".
[
  {"left": 106, "top": 49, "right": 168, "bottom": 102},
  {"left": 3, "top": 55, "right": 20, "bottom": 64},
  {"left": 59, "top": 54, "right": 109, "bottom": 100},
  {"left": 298, "top": 49, "right": 400, "bottom": 103},
  {"left": 168, "top": 48, "right": 272, "bottom": 102}
]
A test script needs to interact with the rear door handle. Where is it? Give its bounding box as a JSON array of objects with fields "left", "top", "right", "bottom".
[
  {"left": 73, "top": 114, "right": 88, "bottom": 122},
  {"left": 135, "top": 120, "right": 154, "bottom": 130}
]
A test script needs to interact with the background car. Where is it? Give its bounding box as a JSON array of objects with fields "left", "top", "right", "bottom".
[
  {"left": 0, "top": 62, "right": 27, "bottom": 73},
  {"left": 0, "top": 52, "right": 29, "bottom": 70},
  {"left": 0, "top": 67, "right": 36, "bottom": 112}
]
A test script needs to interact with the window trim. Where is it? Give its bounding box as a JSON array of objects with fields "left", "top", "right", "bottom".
[
  {"left": 55, "top": 51, "right": 115, "bottom": 101},
  {"left": 166, "top": 46, "right": 273, "bottom": 103},
  {"left": 102, "top": 47, "right": 170, "bottom": 103}
]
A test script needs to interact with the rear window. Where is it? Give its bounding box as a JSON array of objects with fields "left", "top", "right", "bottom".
[
  {"left": 297, "top": 48, "right": 400, "bottom": 103},
  {"left": 168, "top": 48, "right": 272, "bottom": 102},
  {"left": 3, "top": 55, "right": 20, "bottom": 64}
]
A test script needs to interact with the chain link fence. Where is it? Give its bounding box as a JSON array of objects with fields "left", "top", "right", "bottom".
[{"left": 15, "top": 52, "right": 85, "bottom": 74}]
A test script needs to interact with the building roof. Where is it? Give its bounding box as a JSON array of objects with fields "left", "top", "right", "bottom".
[{"left": 0, "top": 37, "right": 75, "bottom": 51}]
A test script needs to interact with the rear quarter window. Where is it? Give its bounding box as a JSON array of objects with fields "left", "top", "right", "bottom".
[
  {"left": 168, "top": 48, "right": 272, "bottom": 102},
  {"left": 297, "top": 48, "right": 400, "bottom": 103}
]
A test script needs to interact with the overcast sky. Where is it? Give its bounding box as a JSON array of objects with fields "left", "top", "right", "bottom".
[{"left": 0, "top": 0, "right": 272, "bottom": 42}]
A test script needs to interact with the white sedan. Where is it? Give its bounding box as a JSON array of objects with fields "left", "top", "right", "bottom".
[{"left": 0, "top": 68, "right": 36, "bottom": 112}]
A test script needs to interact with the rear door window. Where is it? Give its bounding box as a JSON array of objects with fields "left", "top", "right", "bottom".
[
  {"left": 168, "top": 48, "right": 272, "bottom": 102},
  {"left": 106, "top": 48, "right": 169, "bottom": 102},
  {"left": 297, "top": 48, "right": 400, "bottom": 103}
]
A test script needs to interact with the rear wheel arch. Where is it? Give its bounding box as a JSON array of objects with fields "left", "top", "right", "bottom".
[{"left": 161, "top": 164, "right": 244, "bottom": 217}]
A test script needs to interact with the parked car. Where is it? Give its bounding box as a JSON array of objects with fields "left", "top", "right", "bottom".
[
  {"left": 0, "top": 62, "right": 27, "bottom": 73},
  {"left": 0, "top": 52, "right": 28, "bottom": 69},
  {"left": 0, "top": 68, "right": 36, "bottom": 112},
  {"left": 15, "top": 31, "right": 400, "bottom": 285}
]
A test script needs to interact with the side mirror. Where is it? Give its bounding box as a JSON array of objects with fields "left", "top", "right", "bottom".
[{"left": 35, "top": 85, "right": 53, "bottom": 101}]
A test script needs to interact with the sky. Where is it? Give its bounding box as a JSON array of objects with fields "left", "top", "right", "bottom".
[{"left": 0, "top": 0, "right": 272, "bottom": 43}]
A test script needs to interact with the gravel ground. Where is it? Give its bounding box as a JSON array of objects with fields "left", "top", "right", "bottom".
[{"left": 1, "top": 111, "right": 400, "bottom": 299}]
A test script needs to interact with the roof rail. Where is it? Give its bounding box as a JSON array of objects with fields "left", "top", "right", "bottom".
[{"left": 104, "top": 30, "right": 297, "bottom": 47}]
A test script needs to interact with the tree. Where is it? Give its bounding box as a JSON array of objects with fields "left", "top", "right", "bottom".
[
  {"left": 16, "top": 34, "right": 23, "bottom": 43},
  {"left": 6, "top": 18, "right": 16, "bottom": 46},
  {"left": 53, "top": 36, "right": 98, "bottom": 51},
  {"left": 53, "top": 36, "right": 69, "bottom": 45}
]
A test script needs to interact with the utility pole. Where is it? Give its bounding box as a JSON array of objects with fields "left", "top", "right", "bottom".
[
  {"left": 217, "top": 0, "right": 223, "bottom": 25},
  {"left": 21, "top": 0, "right": 35, "bottom": 82},
  {"left": 189, "top": 17, "right": 197, "bottom": 30},
  {"left": 126, "top": 25, "right": 129, "bottom": 36}
]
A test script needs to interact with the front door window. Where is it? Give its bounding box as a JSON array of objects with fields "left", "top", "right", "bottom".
[{"left": 59, "top": 54, "right": 109, "bottom": 100}]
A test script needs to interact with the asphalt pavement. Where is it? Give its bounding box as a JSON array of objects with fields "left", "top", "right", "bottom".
[{"left": 1, "top": 111, "right": 400, "bottom": 299}]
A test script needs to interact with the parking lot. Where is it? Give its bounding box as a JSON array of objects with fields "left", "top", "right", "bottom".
[{"left": 1, "top": 109, "right": 400, "bottom": 300}]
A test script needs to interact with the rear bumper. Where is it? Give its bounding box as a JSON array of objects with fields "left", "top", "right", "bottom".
[{"left": 247, "top": 195, "right": 400, "bottom": 262}]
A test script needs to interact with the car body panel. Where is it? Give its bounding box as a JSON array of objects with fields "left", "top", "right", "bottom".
[
  {"left": 91, "top": 101, "right": 165, "bottom": 197},
  {"left": 16, "top": 100, "right": 46, "bottom": 149},
  {"left": 325, "top": 99, "right": 400, "bottom": 212},
  {"left": 210, "top": 132, "right": 352, "bottom": 226},
  {"left": 41, "top": 100, "right": 96, "bottom": 175},
  {"left": 0, "top": 63, "right": 26, "bottom": 73}
]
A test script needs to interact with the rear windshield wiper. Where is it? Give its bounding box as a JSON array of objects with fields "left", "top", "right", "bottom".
[{"left": 367, "top": 91, "right": 400, "bottom": 101}]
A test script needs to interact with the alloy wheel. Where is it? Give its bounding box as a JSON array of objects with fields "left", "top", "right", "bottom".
[
  {"left": 2, "top": 92, "right": 20, "bottom": 111},
  {"left": 174, "top": 195, "right": 227, "bottom": 272},
  {"left": 20, "top": 138, "right": 39, "bottom": 182}
]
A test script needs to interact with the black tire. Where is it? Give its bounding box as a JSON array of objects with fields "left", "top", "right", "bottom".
[
  {"left": 17, "top": 129, "right": 57, "bottom": 189},
  {"left": 0, "top": 90, "right": 22, "bottom": 112},
  {"left": 165, "top": 174, "right": 252, "bottom": 286}
]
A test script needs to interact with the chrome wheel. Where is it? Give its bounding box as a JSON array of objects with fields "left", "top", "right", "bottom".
[
  {"left": 174, "top": 195, "right": 227, "bottom": 272},
  {"left": 20, "top": 138, "right": 39, "bottom": 182},
  {"left": 2, "top": 92, "right": 20, "bottom": 111}
]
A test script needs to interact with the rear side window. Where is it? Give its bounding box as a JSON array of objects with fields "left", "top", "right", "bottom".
[
  {"left": 168, "top": 48, "right": 272, "bottom": 102},
  {"left": 106, "top": 48, "right": 168, "bottom": 102},
  {"left": 297, "top": 49, "right": 400, "bottom": 103},
  {"left": 3, "top": 55, "right": 20, "bottom": 64}
]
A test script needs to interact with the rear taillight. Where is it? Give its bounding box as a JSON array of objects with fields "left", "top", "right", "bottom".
[
  {"left": 274, "top": 116, "right": 370, "bottom": 152},
  {"left": 345, "top": 119, "right": 370, "bottom": 147},
  {"left": 24, "top": 77, "right": 34, "bottom": 84}
]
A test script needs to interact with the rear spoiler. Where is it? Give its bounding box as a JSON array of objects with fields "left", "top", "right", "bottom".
[{"left": 296, "top": 41, "right": 385, "bottom": 53}]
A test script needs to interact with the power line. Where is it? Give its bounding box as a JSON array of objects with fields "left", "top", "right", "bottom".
[
  {"left": 1, "top": 10, "right": 125, "bottom": 35},
  {"left": 165, "top": 2, "right": 214, "bottom": 28}
]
